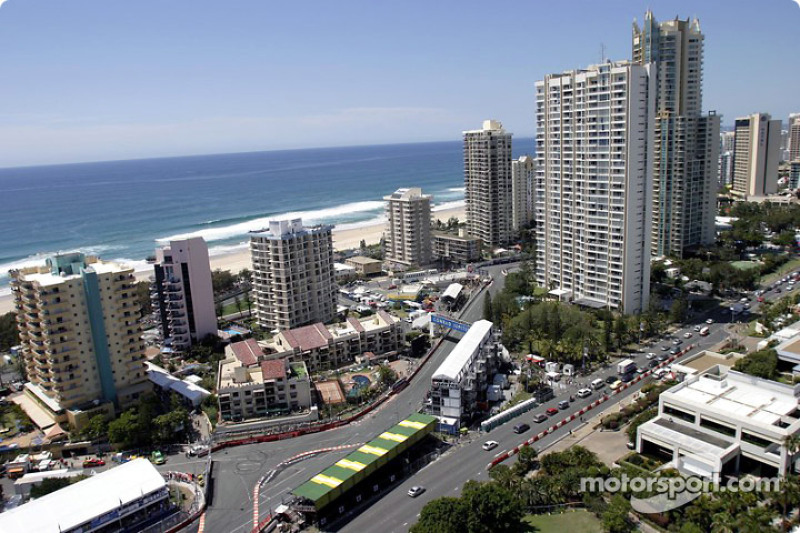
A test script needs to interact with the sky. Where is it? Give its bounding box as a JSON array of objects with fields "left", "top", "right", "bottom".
[{"left": 0, "top": 0, "right": 797, "bottom": 168}]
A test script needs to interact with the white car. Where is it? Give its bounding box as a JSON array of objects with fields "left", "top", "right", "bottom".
[
  {"left": 482, "top": 440, "right": 499, "bottom": 451},
  {"left": 706, "top": 318, "right": 713, "bottom": 324},
  {"left": 646, "top": 353, "right": 656, "bottom": 360},
  {"left": 683, "top": 332, "right": 693, "bottom": 339},
  {"left": 408, "top": 486, "right": 426, "bottom": 497},
  {"left": 576, "top": 388, "right": 592, "bottom": 398}
]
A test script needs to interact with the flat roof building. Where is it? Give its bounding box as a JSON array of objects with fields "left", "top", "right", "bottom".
[
  {"left": 251, "top": 219, "right": 337, "bottom": 331},
  {"left": 732, "top": 113, "right": 781, "bottom": 198},
  {"left": 511, "top": 156, "right": 534, "bottom": 234},
  {"left": 0, "top": 458, "right": 170, "bottom": 533},
  {"left": 10, "top": 253, "right": 149, "bottom": 429},
  {"left": 637, "top": 365, "right": 800, "bottom": 480},
  {"left": 151, "top": 237, "right": 217, "bottom": 353},
  {"left": 384, "top": 187, "right": 432, "bottom": 269},
  {"left": 431, "top": 231, "right": 482, "bottom": 266},
  {"left": 345, "top": 255, "right": 383, "bottom": 276}
]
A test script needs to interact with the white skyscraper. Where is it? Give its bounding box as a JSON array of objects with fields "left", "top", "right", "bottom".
[
  {"left": 464, "top": 120, "right": 513, "bottom": 248},
  {"left": 732, "top": 113, "right": 781, "bottom": 198},
  {"left": 383, "top": 187, "right": 432, "bottom": 268},
  {"left": 633, "top": 11, "right": 719, "bottom": 257},
  {"left": 534, "top": 61, "right": 654, "bottom": 314},
  {"left": 511, "top": 155, "right": 534, "bottom": 233}
]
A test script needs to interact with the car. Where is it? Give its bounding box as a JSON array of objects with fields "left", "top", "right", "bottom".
[
  {"left": 744, "top": 303, "right": 751, "bottom": 309},
  {"left": 188, "top": 445, "right": 208, "bottom": 457},
  {"left": 775, "top": 288, "right": 782, "bottom": 293},
  {"left": 661, "top": 345, "right": 670, "bottom": 351},
  {"left": 576, "top": 388, "right": 592, "bottom": 398},
  {"left": 83, "top": 458, "right": 105, "bottom": 468},
  {"left": 694, "top": 325, "right": 701, "bottom": 332},
  {"left": 513, "top": 423, "right": 531, "bottom": 434},
  {"left": 648, "top": 359, "right": 659, "bottom": 368},
  {"left": 684, "top": 332, "right": 693, "bottom": 338},
  {"left": 558, "top": 400, "right": 570, "bottom": 410},
  {"left": 620, "top": 372, "right": 635, "bottom": 383},
  {"left": 673, "top": 339, "right": 683, "bottom": 345},
  {"left": 533, "top": 413, "right": 548, "bottom": 423},
  {"left": 546, "top": 407, "right": 559, "bottom": 416},
  {"left": 706, "top": 318, "right": 713, "bottom": 324},
  {"left": 408, "top": 486, "right": 426, "bottom": 497},
  {"left": 670, "top": 347, "right": 681, "bottom": 355},
  {"left": 150, "top": 451, "right": 166, "bottom": 465},
  {"left": 606, "top": 375, "right": 617, "bottom": 384},
  {"left": 656, "top": 353, "right": 669, "bottom": 362},
  {"left": 646, "top": 352, "right": 656, "bottom": 360},
  {"left": 482, "top": 440, "right": 499, "bottom": 451},
  {"left": 636, "top": 366, "right": 646, "bottom": 374},
  {"left": 609, "top": 380, "right": 623, "bottom": 391}
]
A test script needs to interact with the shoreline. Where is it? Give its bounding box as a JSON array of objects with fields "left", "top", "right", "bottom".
[{"left": 0, "top": 206, "right": 466, "bottom": 315}]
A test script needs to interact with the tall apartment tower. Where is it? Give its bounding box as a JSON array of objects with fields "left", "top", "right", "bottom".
[
  {"left": 10, "top": 253, "right": 148, "bottom": 426},
  {"left": 383, "top": 187, "right": 432, "bottom": 269},
  {"left": 790, "top": 115, "right": 800, "bottom": 162},
  {"left": 464, "top": 120, "right": 513, "bottom": 248},
  {"left": 534, "top": 61, "right": 655, "bottom": 314},
  {"left": 633, "top": 11, "right": 720, "bottom": 257},
  {"left": 250, "top": 219, "right": 336, "bottom": 331},
  {"left": 151, "top": 237, "right": 217, "bottom": 352},
  {"left": 511, "top": 155, "right": 535, "bottom": 233},
  {"left": 732, "top": 113, "right": 781, "bottom": 198}
]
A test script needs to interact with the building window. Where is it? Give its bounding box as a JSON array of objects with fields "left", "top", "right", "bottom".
[
  {"left": 699, "top": 417, "right": 736, "bottom": 438},
  {"left": 663, "top": 405, "right": 695, "bottom": 423}
]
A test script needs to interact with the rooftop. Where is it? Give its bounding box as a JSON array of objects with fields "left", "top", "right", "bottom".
[
  {"left": 432, "top": 320, "right": 493, "bottom": 382},
  {"left": 261, "top": 359, "right": 287, "bottom": 381},
  {"left": 0, "top": 459, "right": 165, "bottom": 533},
  {"left": 281, "top": 323, "right": 332, "bottom": 351},
  {"left": 346, "top": 255, "right": 382, "bottom": 266},
  {"left": 230, "top": 338, "right": 264, "bottom": 367}
]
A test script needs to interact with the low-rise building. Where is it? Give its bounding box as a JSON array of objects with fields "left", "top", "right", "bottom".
[
  {"left": 636, "top": 364, "right": 800, "bottom": 480},
  {"left": 0, "top": 458, "right": 171, "bottom": 533},
  {"left": 345, "top": 256, "right": 383, "bottom": 276},
  {"left": 431, "top": 231, "right": 482, "bottom": 265},
  {"left": 217, "top": 345, "right": 312, "bottom": 422},
  {"left": 146, "top": 363, "right": 211, "bottom": 409},
  {"left": 428, "top": 320, "right": 501, "bottom": 432}
]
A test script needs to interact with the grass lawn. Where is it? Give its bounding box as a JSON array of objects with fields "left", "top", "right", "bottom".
[
  {"left": 524, "top": 509, "right": 604, "bottom": 532},
  {"left": 761, "top": 256, "right": 800, "bottom": 285},
  {"left": 731, "top": 260, "right": 761, "bottom": 271}
]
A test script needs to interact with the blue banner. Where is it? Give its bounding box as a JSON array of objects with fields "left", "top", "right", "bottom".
[{"left": 431, "top": 314, "right": 471, "bottom": 333}]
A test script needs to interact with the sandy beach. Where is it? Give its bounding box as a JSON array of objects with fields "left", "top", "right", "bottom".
[{"left": 0, "top": 206, "right": 466, "bottom": 315}]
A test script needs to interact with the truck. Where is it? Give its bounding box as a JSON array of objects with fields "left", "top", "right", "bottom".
[
  {"left": 617, "top": 359, "right": 636, "bottom": 375},
  {"left": 699, "top": 326, "right": 710, "bottom": 336}
]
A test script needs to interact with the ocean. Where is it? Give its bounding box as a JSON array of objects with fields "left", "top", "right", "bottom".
[{"left": 0, "top": 139, "right": 535, "bottom": 293}]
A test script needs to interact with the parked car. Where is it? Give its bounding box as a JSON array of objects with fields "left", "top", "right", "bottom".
[
  {"left": 672, "top": 339, "right": 683, "bottom": 345},
  {"left": 513, "top": 423, "right": 531, "bottom": 434},
  {"left": 684, "top": 332, "right": 693, "bottom": 338},
  {"left": 482, "top": 440, "right": 499, "bottom": 451},
  {"left": 656, "top": 353, "right": 669, "bottom": 362},
  {"left": 648, "top": 359, "right": 659, "bottom": 368},
  {"left": 706, "top": 318, "right": 713, "bottom": 324},
  {"left": 605, "top": 375, "right": 618, "bottom": 384},
  {"left": 408, "top": 486, "right": 426, "bottom": 497},
  {"left": 546, "top": 407, "right": 559, "bottom": 416},
  {"left": 661, "top": 345, "right": 670, "bottom": 351},
  {"left": 83, "top": 458, "right": 105, "bottom": 468},
  {"left": 576, "top": 388, "right": 592, "bottom": 398},
  {"left": 670, "top": 347, "right": 681, "bottom": 355},
  {"left": 533, "top": 413, "right": 548, "bottom": 423},
  {"left": 694, "top": 326, "right": 701, "bottom": 332},
  {"left": 646, "top": 353, "right": 656, "bottom": 360},
  {"left": 609, "top": 380, "right": 623, "bottom": 391}
]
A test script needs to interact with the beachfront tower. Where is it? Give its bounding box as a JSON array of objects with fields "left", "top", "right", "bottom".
[
  {"left": 383, "top": 187, "right": 433, "bottom": 269},
  {"left": 534, "top": 61, "right": 654, "bottom": 314},
  {"left": 731, "top": 112, "right": 781, "bottom": 198},
  {"left": 250, "top": 219, "right": 336, "bottom": 331},
  {"left": 511, "top": 155, "right": 535, "bottom": 234},
  {"left": 10, "top": 253, "right": 149, "bottom": 430},
  {"left": 151, "top": 237, "right": 217, "bottom": 353},
  {"left": 464, "top": 120, "right": 513, "bottom": 249},
  {"left": 633, "top": 11, "right": 720, "bottom": 257}
]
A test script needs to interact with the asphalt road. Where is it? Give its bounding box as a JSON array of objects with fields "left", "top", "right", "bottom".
[{"left": 196, "top": 270, "right": 799, "bottom": 533}]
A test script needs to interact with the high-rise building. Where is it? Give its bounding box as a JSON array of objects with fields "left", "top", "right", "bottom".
[
  {"left": 719, "top": 151, "right": 733, "bottom": 188},
  {"left": 789, "top": 161, "right": 800, "bottom": 190},
  {"left": 721, "top": 131, "right": 736, "bottom": 153},
  {"left": 633, "top": 11, "right": 720, "bottom": 257},
  {"left": 464, "top": 120, "right": 513, "bottom": 248},
  {"left": 250, "top": 219, "right": 336, "bottom": 332},
  {"left": 732, "top": 113, "right": 781, "bottom": 198},
  {"left": 151, "top": 237, "right": 217, "bottom": 352},
  {"left": 790, "top": 115, "right": 800, "bottom": 162},
  {"left": 534, "top": 61, "right": 654, "bottom": 314},
  {"left": 10, "top": 253, "right": 149, "bottom": 427},
  {"left": 383, "top": 187, "right": 432, "bottom": 268},
  {"left": 511, "top": 155, "right": 535, "bottom": 233}
]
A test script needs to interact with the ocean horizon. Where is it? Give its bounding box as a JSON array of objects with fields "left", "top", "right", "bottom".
[{"left": 0, "top": 138, "right": 535, "bottom": 293}]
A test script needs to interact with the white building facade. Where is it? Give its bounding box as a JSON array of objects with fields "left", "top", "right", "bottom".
[
  {"left": 732, "top": 113, "right": 781, "bottom": 198},
  {"left": 383, "top": 187, "right": 433, "bottom": 268},
  {"left": 511, "top": 155, "right": 535, "bottom": 233},
  {"left": 534, "top": 61, "right": 654, "bottom": 313}
]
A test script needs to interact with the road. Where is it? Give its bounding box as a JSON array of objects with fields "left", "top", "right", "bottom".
[{"left": 195, "top": 270, "right": 798, "bottom": 533}]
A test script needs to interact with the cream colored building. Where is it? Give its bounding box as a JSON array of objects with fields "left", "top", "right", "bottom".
[
  {"left": 344, "top": 255, "right": 383, "bottom": 276},
  {"left": 383, "top": 187, "right": 432, "bottom": 268},
  {"left": 250, "top": 219, "right": 337, "bottom": 331},
  {"left": 217, "top": 339, "right": 312, "bottom": 422},
  {"left": 511, "top": 156, "right": 534, "bottom": 233},
  {"left": 10, "top": 253, "right": 149, "bottom": 429},
  {"left": 464, "top": 120, "right": 513, "bottom": 248},
  {"left": 732, "top": 113, "right": 781, "bottom": 198}
]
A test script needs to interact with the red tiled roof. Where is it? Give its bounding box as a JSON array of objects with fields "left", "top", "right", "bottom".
[
  {"left": 347, "top": 317, "right": 365, "bottom": 333},
  {"left": 281, "top": 323, "right": 332, "bottom": 351},
  {"left": 377, "top": 309, "right": 396, "bottom": 324},
  {"left": 260, "top": 359, "right": 287, "bottom": 381},
  {"left": 231, "top": 339, "right": 263, "bottom": 367}
]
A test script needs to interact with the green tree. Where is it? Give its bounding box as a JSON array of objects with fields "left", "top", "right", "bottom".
[
  {"left": 733, "top": 348, "right": 779, "bottom": 380},
  {"left": 461, "top": 480, "right": 524, "bottom": 533},
  {"left": 613, "top": 315, "right": 628, "bottom": 350},
  {"left": 377, "top": 364, "right": 398, "bottom": 386},
  {"left": 211, "top": 269, "right": 236, "bottom": 294},
  {"left": 670, "top": 295, "right": 688, "bottom": 324},
  {"left": 107, "top": 410, "right": 141, "bottom": 448},
  {"left": 410, "top": 497, "right": 467, "bottom": 533},
  {"left": 602, "top": 494, "right": 634, "bottom": 533},
  {"left": 0, "top": 312, "right": 19, "bottom": 352},
  {"left": 483, "top": 292, "right": 494, "bottom": 322},
  {"left": 134, "top": 281, "right": 152, "bottom": 317},
  {"left": 512, "top": 445, "right": 538, "bottom": 476},
  {"left": 83, "top": 414, "right": 109, "bottom": 442}
]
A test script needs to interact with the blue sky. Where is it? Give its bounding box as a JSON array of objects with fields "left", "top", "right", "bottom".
[{"left": 0, "top": 0, "right": 797, "bottom": 167}]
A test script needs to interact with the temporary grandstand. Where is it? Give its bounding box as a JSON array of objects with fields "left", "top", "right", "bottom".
[{"left": 292, "top": 413, "right": 436, "bottom": 511}]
